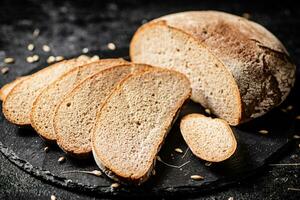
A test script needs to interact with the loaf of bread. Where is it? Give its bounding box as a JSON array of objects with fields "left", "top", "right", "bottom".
[
  {"left": 180, "top": 114, "right": 237, "bottom": 162},
  {"left": 31, "top": 59, "right": 127, "bottom": 141},
  {"left": 2, "top": 55, "right": 97, "bottom": 125},
  {"left": 130, "top": 11, "right": 296, "bottom": 125},
  {"left": 92, "top": 69, "right": 191, "bottom": 184},
  {"left": 54, "top": 64, "right": 151, "bottom": 157}
]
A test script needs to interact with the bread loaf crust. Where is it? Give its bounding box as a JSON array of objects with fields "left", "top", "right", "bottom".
[{"left": 130, "top": 11, "right": 296, "bottom": 124}]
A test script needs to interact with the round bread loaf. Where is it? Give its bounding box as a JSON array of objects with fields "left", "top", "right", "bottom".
[{"left": 130, "top": 11, "right": 296, "bottom": 125}]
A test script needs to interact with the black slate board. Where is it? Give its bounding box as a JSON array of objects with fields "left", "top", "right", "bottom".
[{"left": 0, "top": 49, "right": 297, "bottom": 198}]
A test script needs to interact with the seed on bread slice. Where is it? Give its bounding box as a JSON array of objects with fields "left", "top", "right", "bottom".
[
  {"left": 54, "top": 64, "right": 152, "bottom": 158},
  {"left": 92, "top": 69, "right": 191, "bottom": 184},
  {"left": 0, "top": 76, "right": 28, "bottom": 101},
  {"left": 31, "top": 59, "right": 128, "bottom": 142},
  {"left": 180, "top": 114, "right": 237, "bottom": 162},
  {"left": 2, "top": 55, "right": 97, "bottom": 125}
]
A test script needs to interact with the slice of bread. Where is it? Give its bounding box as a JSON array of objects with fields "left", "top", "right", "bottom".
[
  {"left": 180, "top": 113, "right": 237, "bottom": 162},
  {"left": 92, "top": 69, "right": 191, "bottom": 184},
  {"left": 130, "top": 11, "right": 296, "bottom": 125},
  {"left": 54, "top": 64, "right": 152, "bottom": 158},
  {"left": 2, "top": 55, "right": 97, "bottom": 125},
  {"left": 0, "top": 76, "right": 28, "bottom": 101},
  {"left": 31, "top": 59, "right": 128, "bottom": 142}
]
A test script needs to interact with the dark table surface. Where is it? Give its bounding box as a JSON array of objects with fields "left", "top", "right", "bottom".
[{"left": 0, "top": 0, "right": 300, "bottom": 199}]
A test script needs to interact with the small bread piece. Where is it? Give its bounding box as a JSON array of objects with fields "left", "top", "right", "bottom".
[
  {"left": 2, "top": 55, "right": 96, "bottom": 125},
  {"left": 0, "top": 76, "right": 28, "bottom": 101},
  {"left": 180, "top": 114, "right": 237, "bottom": 162},
  {"left": 54, "top": 64, "right": 152, "bottom": 157},
  {"left": 130, "top": 11, "right": 296, "bottom": 125},
  {"left": 31, "top": 59, "right": 127, "bottom": 142},
  {"left": 92, "top": 69, "right": 191, "bottom": 184}
]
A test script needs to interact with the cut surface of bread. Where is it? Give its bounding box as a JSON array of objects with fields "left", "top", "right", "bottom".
[
  {"left": 0, "top": 76, "right": 28, "bottom": 101},
  {"left": 92, "top": 69, "right": 191, "bottom": 184},
  {"left": 54, "top": 64, "right": 151, "bottom": 157},
  {"left": 2, "top": 55, "right": 97, "bottom": 125},
  {"left": 180, "top": 113, "right": 237, "bottom": 162},
  {"left": 130, "top": 11, "right": 296, "bottom": 125},
  {"left": 31, "top": 59, "right": 127, "bottom": 141}
]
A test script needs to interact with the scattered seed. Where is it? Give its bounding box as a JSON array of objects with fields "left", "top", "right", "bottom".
[
  {"left": 141, "top": 19, "right": 148, "bottom": 24},
  {"left": 174, "top": 148, "right": 183, "bottom": 153},
  {"left": 242, "top": 13, "right": 251, "bottom": 19},
  {"left": 190, "top": 175, "right": 204, "bottom": 180},
  {"left": 111, "top": 182, "right": 120, "bottom": 189},
  {"left": 50, "top": 194, "right": 56, "bottom": 200},
  {"left": 296, "top": 116, "right": 300, "bottom": 120},
  {"left": 32, "top": 55, "right": 39, "bottom": 62},
  {"left": 281, "top": 108, "right": 287, "bottom": 113},
  {"left": 82, "top": 48, "right": 89, "bottom": 53},
  {"left": 58, "top": 156, "right": 66, "bottom": 163},
  {"left": 204, "top": 108, "right": 211, "bottom": 115},
  {"left": 26, "top": 56, "right": 34, "bottom": 63},
  {"left": 55, "top": 56, "right": 64, "bottom": 62},
  {"left": 4, "top": 57, "right": 14, "bottom": 64},
  {"left": 205, "top": 162, "right": 212, "bottom": 167},
  {"left": 44, "top": 146, "right": 49, "bottom": 152},
  {"left": 259, "top": 129, "right": 269, "bottom": 134},
  {"left": 286, "top": 105, "right": 293, "bottom": 111},
  {"left": 42, "top": 45, "right": 51, "bottom": 52},
  {"left": 33, "top": 28, "right": 40, "bottom": 37},
  {"left": 47, "top": 56, "right": 56, "bottom": 63},
  {"left": 152, "top": 169, "right": 156, "bottom": 176},
  {"left": 27, "top": 44, "right": 35, "bottom": 51},
  {"left": 107, "top": 42, "right": 116, "bottom": 50},
  {"left": 228, "top": 197, "right": 234, "bottom": 200},
  {"left": 293, "top": 135, "right": 300, "bottom": 139},
  {"left": 1, "top": 67, "right": 9, "bottom": 74},
  {"left": 91, "top": 55, "right": 100, "bottom": 61},
  {"left": 91, "top": 170, "right": 102, "bottom": 176}
]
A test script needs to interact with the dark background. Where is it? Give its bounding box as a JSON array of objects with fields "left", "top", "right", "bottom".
[{"left": 0, "top": 0, "right": 299, "bottom": 199}]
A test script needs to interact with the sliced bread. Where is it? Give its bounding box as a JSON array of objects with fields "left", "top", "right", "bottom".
[
  {"left": 0, "top": 76, "right": 28, "bottom": 101},
  {"left": 31, "top": 58, "right": 128, "bottom": 142},
  {"left": 54, "top": 64, "right": 152, "bottom": 157},
  {"left": 180, "top": 113, "right": 237, "bottom": 162},
  {"left": 2, "top": 55, "right": 97, "bottom": 125},
  {"left": 92, "top": 69, "right": 191, "bottom": 184},
  {"left": 130, "top": 11, "right": 296, "bottom": 125}
]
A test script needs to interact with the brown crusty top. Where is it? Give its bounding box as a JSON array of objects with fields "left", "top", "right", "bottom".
[{"left": 156, "top": 11, "right": 296, "bottom": 121}]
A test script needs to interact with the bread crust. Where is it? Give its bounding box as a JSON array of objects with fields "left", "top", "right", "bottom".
[
  {"left": 0, "top": 76, "right": 28, "bottom": 101},
  {"left": 54, "top": 64, "right": 153, "bottom": 158},
  {"left": 31, "top": 59, "right": 127, "bottom": 142},
  {"left": 180, "top": 113, "right": 237, "bottom": 162},
  {"left": 130, "top": 11, "right": 296, "bottom": 125},
  {"left": 91, "top": 69, "right": 191, "bottom": 184},
  {"left": 3, "top": 56, "right": 95, "bottom": 125}
]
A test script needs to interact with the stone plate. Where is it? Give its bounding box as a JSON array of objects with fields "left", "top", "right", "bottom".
[{"left": 0, "top": 49, "right": 297, "bottom": 198}]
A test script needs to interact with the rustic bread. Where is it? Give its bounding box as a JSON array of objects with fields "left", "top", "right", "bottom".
[
  {"left": 54, "top": 64, "right": 152, "bottom": 157},
  {"left": 180, "top": 114, "right": 237, "bottom": 162},
  {"left": 0, "top": 76, "right": 28, "bottom": 101},
  {"left": 31, "top": 59, "right": 127, "bottom": 142},
  {"left": 2, "top": 55, "right": 96, "bottom": 125},
  {"left": 92, "top": 69, "right": 191, "bottom": 184},
  {"left": 130, "top": 11, "right": 296, "bottom": 125}
]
